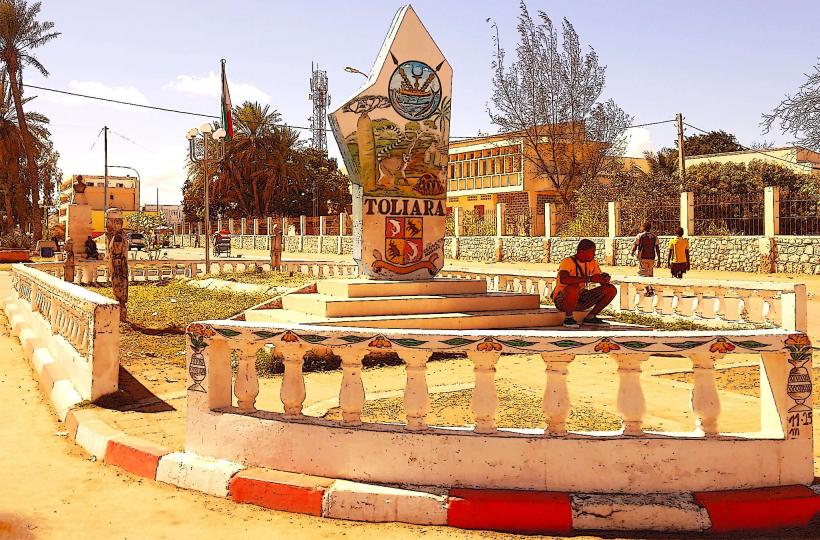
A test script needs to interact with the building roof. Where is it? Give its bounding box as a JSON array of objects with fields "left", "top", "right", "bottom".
[{"left": 685, "top": 145, "right": 810, "bottom": 160}]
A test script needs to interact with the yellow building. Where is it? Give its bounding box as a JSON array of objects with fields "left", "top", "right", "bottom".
[
  {"left": 59, "top": 174, "right": 141, "bottom": 234},
  {"left": 446, "top": 126, "right": 647, "bottom": 234},
  {"left": 685, "top": 146, "right": 820, "bottom": 174}
]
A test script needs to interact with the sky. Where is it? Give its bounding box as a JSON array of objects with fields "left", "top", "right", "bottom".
[{"left": 26, "top": 0, "right": 820, "bottom": 206}]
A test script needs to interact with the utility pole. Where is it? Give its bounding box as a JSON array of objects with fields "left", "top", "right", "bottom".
[
  {"left": 103, "top": 126, "right": 109, "bottom": 213},
  {"left": 676, "top": 113, "right": 686, "bottom": 189}
]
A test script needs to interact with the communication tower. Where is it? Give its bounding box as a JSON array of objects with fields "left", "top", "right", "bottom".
[{"left": 308, "top": 62, "right": 330, "bottom": 153}]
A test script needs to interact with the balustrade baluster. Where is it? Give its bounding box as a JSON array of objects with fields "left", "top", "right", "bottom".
[
  {"left": 691, "top": 353, "right": 722, "bottom": 437},
  {"left": 540, "top": 353, "right": 574, "bottom": 436},
  {"left": 467, "top": 350, "right": 500, "bottom": 434},
  {"left": 715, "top": 293, "right": 727, "bottom": 320},
  {"left": 693, "top": 287, "right": 706, "bottom": 318},
  {"left": 613, "top": 353, "right": 648, "bottom": 436},
  {"left": 278, "top": 342, "right": 307, "bottom": 416},
  {"left": 403, "top": 350, "right": 431, "bottom": 430},
  {"left": 338, "top": 348, "right": 367, "bottom": 426},
  {"left": 235, "top": 348, "right": 260, "bottom": 412}
]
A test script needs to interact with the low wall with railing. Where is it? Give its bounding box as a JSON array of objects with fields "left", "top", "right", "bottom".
[
  {"left": 26, "top": 258, "right": 806, "bottom": 333},
  {"left": 27, "top": 259, "right": 356, "bottom": 284},
  {"left": 3, "top": 264, "right": 120, "bottom": 409},
  {"left": 185, "top": 320, "right": 813, "bottom": 493},
  {"left": 439, "top": 266, "right": 807, "bottom": 333}
]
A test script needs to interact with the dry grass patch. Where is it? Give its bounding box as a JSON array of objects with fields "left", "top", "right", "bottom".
[{"left": 193, "top": 270, "right": 314, "bottom": 287}]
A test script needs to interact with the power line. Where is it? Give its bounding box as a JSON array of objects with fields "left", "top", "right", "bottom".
[
  {"left": 683, "top": 121, "right": 817, "bottom": 170},
  {"left": 23, "top": 81, "right": 676, "bottom": 141},
  {"left": 89, "top": 127, "right": 104, "bottom": 151},
  {"left": 110, "top": 129, "right": 156, "bottom": 154}
]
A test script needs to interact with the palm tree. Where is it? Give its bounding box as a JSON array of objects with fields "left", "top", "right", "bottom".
[
  {"left": 0, "top": 0, "right": 59, "bottom": 239},
  {"left": 0, "top": 67, "right": 48, "bottom": 232},
  {"left": 643, "top": 149, "right": 678, "bottom": 177}
]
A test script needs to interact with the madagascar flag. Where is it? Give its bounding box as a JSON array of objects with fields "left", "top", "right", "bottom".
[{"left": 220, "top": 59, "right": 233, "bottom": 141}]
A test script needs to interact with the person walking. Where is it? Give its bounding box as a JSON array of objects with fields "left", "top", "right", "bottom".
[
  {"left": 631, "top": 222, "right": 660, "bottom": 296},
  {"left": 551, "top": 239, "right": 617, "bottom": 328},
  {"left": 668, "top": 227, "right": 690, "bottom": 279}
]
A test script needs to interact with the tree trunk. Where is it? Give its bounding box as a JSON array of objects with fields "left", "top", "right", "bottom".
[{"left": 7, "top": 54, "right": 42, "bottom": 240}]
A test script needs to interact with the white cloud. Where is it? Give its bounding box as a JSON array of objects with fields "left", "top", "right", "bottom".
[
  {"left": 624, "top": 127, "right": 654, "bottom": 157},
  {"left": 40, "top": 80, "right": 150, "bottom": 109},
  {"left": 164, "top": 72, "right": 270, "bottom": 104}
]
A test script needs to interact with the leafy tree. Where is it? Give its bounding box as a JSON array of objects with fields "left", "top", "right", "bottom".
[
  {"left": 643, "top": 149, "right": 678, "bottom": 177},
  {"left": 183, "top": 101, "right": 351, "bottom": 220},
  {"left": 126, "top": 211, "right": 167, "bottom": 260},
  {"left": 0, "top": 67, "right": 50, "bottom": 234},
  {"left": 679, "top": 130, "right": 743, "bottom": 156},
  {"left": 0, "top": 0, "right": 59, "bottom": 240},
  {"left": 762, "top": 60, "right": 820, "bottom": 151},
  {"left": 487, "top": 2, "right": 631, "bottom": 207}
]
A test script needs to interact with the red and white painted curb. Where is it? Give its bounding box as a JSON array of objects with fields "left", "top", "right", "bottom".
[
  {"left": 7, "top": 296, "right": 820, "bottom": 535},
  {"left": 59, "top": 407, "right": 820, "bottom": 534}
]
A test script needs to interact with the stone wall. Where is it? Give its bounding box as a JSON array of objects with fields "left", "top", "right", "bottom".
[
  {"left": 502, "top": 237, "right": 545, "bottom": 263},
  {"left": 614, "top": 236, "right": 673, "bottom": 266},
  {"left": 340, "top": 236, "right": 353, "bottom": 255},
  {"left": 457, "top": 236, "right": 496, "bottom": 262},
  {"left": 284, "top": 236, "right": 301, "bottom": 253},
  {"left": 302, "top": 236, "right": 320, "bottom": 254},
  {"left": 774, "top": 236, "right": 820, "bottom": 275},
  {"left": 173, "top": 231, "right": 820, "bottom": 275},
  {"left": 550, "top": 237, "right": 607, "bottom": 263}
]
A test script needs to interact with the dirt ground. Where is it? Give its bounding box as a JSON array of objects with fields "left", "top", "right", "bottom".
[{"left": 4, "top": 308, "right": 611, "bottom": 540}]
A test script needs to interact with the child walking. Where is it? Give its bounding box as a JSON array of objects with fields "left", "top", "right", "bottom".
[{"left": 667, "top": 227, "right": 690, "bottom": 279}]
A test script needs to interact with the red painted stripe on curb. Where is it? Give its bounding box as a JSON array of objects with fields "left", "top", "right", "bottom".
[
  {"left": 695, "top": 485, "right": 820, "bottom": 533},
  {"left": 104, "top": 436, "right": 172, "bottom": 479},
  {"left": 448, "top": 489, "right": 572, "bottom": 534},
  {"left": 229, "top": 468, "right": 334, "bottom": 516}
]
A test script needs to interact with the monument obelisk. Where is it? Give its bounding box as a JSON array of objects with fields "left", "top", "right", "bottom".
[{"left": 330, "top": 5, "right": 451, "bottom": 281}]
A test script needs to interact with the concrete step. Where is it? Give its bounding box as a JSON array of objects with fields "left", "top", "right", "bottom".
[
  {"left": 281, "top": 292, "right": 541, "bottom": 318},
  {"left": 316, "top": 278, "right": 487, "bottom": 299},
  {"left": 244, "top": 307, "right": 569, "bottom": 330}
]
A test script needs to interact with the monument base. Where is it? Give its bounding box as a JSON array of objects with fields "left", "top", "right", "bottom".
[{"left": 245, "top": 277, "right": 592, "bottom": 330}]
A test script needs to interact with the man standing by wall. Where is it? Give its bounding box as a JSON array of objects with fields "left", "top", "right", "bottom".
[{"left": 631, "top": 222, "right": 660, "bottom": 296}]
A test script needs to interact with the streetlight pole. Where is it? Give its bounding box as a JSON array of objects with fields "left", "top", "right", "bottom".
[
  {"left": 188, "top": 124, "right": 226, "bottom": 274},
  {"left": 108, "top": 165, "right": 141, "bottom": 210}
]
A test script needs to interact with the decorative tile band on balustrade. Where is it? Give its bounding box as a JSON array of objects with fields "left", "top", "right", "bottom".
[{"left": 184, "top": 318, "right": 813, "bottom": 494}]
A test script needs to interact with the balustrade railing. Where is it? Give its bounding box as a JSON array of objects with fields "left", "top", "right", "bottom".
[
  {"left": 7, "top": 265, "right": 120, "bottom": 401},
  {"left": 438, "top": 266, "right": 806, "bottom": 333},
  {"left": 186, "top": 320, "right": 812, "bottom": 492}
]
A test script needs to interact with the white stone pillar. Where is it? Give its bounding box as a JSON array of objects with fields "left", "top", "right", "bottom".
[
  {"left": 319, "top": 216, "right": 326, "bottom": 237},
  {"left": 253, "top": 218, "right": 259, "bottom": 236},
  {"left": 339, "top": 213, "right": 346, "bottom": 236},
  {"left": 453, "top": 206, "right": 461, "bottom": 237},
  {"left": 608, "top": 201, "right": 620, "bottom": 238},
  {"left": 680, "top": 192, "right": 694, "bottom": 237},
  {"left": 495, "top": 202, "right": 505, "bottom": 237},
  {"left": 764, "top": 185, "right": 780, "bottom": 237},
  {"left": 544, "top": 203, "right": 554, "bottom": 239}
]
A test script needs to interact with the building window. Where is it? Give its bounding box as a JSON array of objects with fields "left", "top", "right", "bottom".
[
  {"left": 117, "top": 183, "right": 123, "bottom": 187},
  {"left": 110, "top": 194, "right": 114, "bottom": 200},
  {"left": 475, "top": 205, "right": 485, "bottom": 219}
]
